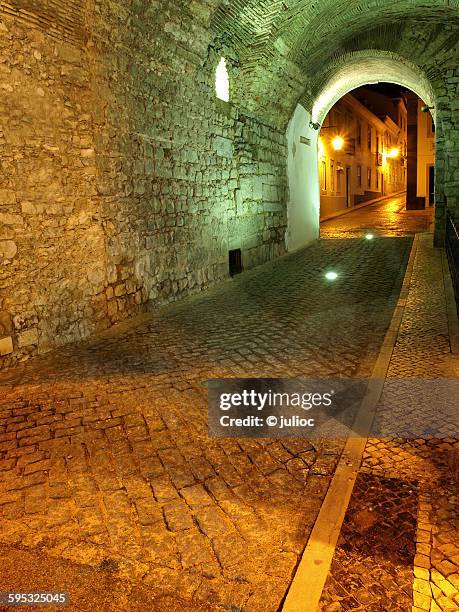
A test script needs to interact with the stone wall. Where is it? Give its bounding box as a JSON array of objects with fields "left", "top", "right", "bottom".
[
  {"left": 0, "top": 1, "right": 288, "bottom": 367},
  {"left": 0, "top": 9, "right": 105, "bottom": 365},
  {"left": 436, "top": 67, "right": 459, "bottom": 240}
]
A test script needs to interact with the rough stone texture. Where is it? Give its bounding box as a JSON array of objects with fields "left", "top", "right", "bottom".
[
  {"left": 0, "top": 1, "right": 458, "bottom": 366},
  {"left": 0, "top": 3, "right": 287, "bottom": 367}
]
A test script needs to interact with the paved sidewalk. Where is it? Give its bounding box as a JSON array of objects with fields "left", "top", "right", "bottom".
[{"left": 318, "top": 233, "right": 459, "bottom": 612}]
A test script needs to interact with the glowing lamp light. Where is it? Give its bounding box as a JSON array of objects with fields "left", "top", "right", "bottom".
[
  {"left": 365, "top": 233, "right": 374, "bottom": 240},
  {"left": 215, "top": 57, "right": 230, "bottom": 102},
  {"left": 332, "top": 136, "right": 344, "bottom": 151},
  {"left": 325, "top": 271, "right": 338, "bottom": 281},
  {"left": 388, "top": 147, "right": 400, "bottom": 158}
]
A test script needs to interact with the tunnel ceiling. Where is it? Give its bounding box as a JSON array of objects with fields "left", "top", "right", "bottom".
[
  {"left": 210, "top": 0, "right": 459, "bottom": 122},
  {"left": 212, "top": 0, "right": 459, "bottom": 70}
]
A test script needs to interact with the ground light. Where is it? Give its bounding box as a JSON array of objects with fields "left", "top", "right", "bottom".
[
  {"left": 325, "top": 271, "right": 338, "bottom": 281},
  {"left": 365, "top": 233, "right": 375, "bottom": 240}
]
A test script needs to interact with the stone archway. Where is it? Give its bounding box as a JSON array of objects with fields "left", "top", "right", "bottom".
[{"left": 286, "top": 51, "right": 438, "bottom": 252}]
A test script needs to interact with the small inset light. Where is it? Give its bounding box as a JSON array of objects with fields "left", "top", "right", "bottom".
[
  {"left": 325, "top": 271, "right": 338, "bottom": 281},
  {"left": 365, "top": 233, "right": 374, "bottom": 240},
  {"left": 332, "top": 136, "right": 344, "bottom": 151}
]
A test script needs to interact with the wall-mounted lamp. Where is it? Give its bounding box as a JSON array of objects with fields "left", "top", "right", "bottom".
[
  {"left": 332, "top": 136, "right": 344, "bottom": 151},
  {"left": 421, "top": 105, "right": 435, "bottom": 113},
  {"left": 309, "top": 120, "right": 321, "bottom": 130}
]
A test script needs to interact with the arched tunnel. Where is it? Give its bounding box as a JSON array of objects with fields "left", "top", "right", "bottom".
[{"left": 0, "top": 2, "right": 458, "bottom": 611}]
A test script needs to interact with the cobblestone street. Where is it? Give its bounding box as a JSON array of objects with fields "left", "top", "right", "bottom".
[
  {"left": 320, "top": 194, "right": 434, "bottom": 239},
  {"left": 0, "top": 197, "right": 457, "bottom": 611}
]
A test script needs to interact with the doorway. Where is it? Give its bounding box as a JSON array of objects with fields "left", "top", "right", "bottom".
[
  {"left": 345, "top": 167, "right": 351, "bottom": 208},
  {"left": 428, "top": 165, "right": 435, "bottom": 206}
]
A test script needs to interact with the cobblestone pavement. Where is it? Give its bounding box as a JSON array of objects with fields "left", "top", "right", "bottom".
[
  {"left": 319, "top": 233, "right": 459, "bottom": 612},
  {"left": 321, "top": 194, "right": 434, "bottom": 239},
  {"left": 0, "top": 196, "right": 453, "bottom": 611}
]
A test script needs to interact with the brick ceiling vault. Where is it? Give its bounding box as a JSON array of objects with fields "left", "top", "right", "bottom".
[
  {"left": 210, "top": 0, "right": 459, "bottom": 126},
  {"left": 309, "top": 51, "right": 437, "bottom": 126}
]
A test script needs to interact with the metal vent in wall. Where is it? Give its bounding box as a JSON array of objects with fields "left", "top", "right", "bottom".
[{"left": 229, "top": 249, "right": 243, "bottom": 276}]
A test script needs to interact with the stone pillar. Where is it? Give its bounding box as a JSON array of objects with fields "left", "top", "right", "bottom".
[{"left": 406, "top": 93, "right": 425, "bottom": 210}]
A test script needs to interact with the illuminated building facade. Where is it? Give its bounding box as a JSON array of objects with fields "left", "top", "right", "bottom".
[{"left": 319, "top": 92, "right": 408, "bottom": 218}]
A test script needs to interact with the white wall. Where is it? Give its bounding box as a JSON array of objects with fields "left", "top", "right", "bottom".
[
  {"left": 417, "top": 103, "right": 435, "bottom": 203},
  {"left": 285, "top": 104, "right": 320, "bottom": 252},
  {"left": 285, "top": 57, "right": 435, "bottom": 251},
  {"left": 311, "top": 52, "right": 436, "bottom": 127}
]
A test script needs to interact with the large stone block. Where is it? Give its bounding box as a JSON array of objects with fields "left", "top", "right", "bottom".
[
  {"left": 0, "top": 190, "right": 16, "bottom": 205},
  {"left": 13, "top": 312, "right": 38, "bottom": 332},
  {"left": 0, "top": 336, "right": 13, "bottom": 356},
  {"left": 18, "top": 329, "right": 39, "bottom": 348},
  {"left": 0, "top": 213, "right": 23, "bottom": 227},
  {"left": 0, "top": 240, "right": 17, "bottom": 259},
  {"left": 213, "top": 136, "right": 234, "bottom": 159},
  {"left": 0, "top": 312, "right": 13, "bottom": 335}
]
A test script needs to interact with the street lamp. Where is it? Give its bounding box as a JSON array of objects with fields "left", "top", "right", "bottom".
[
  {"left": 332, "top": 136, "right": 344, "bottom": 151},
  {"left": 388, "top": 147, "right": 400, "bottom": 158}
]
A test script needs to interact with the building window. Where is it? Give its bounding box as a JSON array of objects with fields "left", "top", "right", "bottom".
[
  {"left": 357, "top": 165, "right": 362, "bottom": 187},
  {"left": 321, "top": 161, "right": 327, "bottom": 191},
  {"left": 367, "top": 168, "right": 371, "bottom": 189},
  {"left": 357, "top": 122, "right": 361, "bottom": 146},
  {"left": 330, "top": 160, "right": 335, "bottom": 192},
  {"left": 367, "top": 126, "right": 372, "bottom": 150},
  {"left": 376, "top": 172, "right": 379, "bottom": 189},
  {"left": 376, "top": 136, "right": 379, "bottom": 154},
  {"left": 215, "top": 57, "right": 230, "bottom": 102},
  {"left": 337, "top": 168, "right": 341, "bottom": 193}
]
